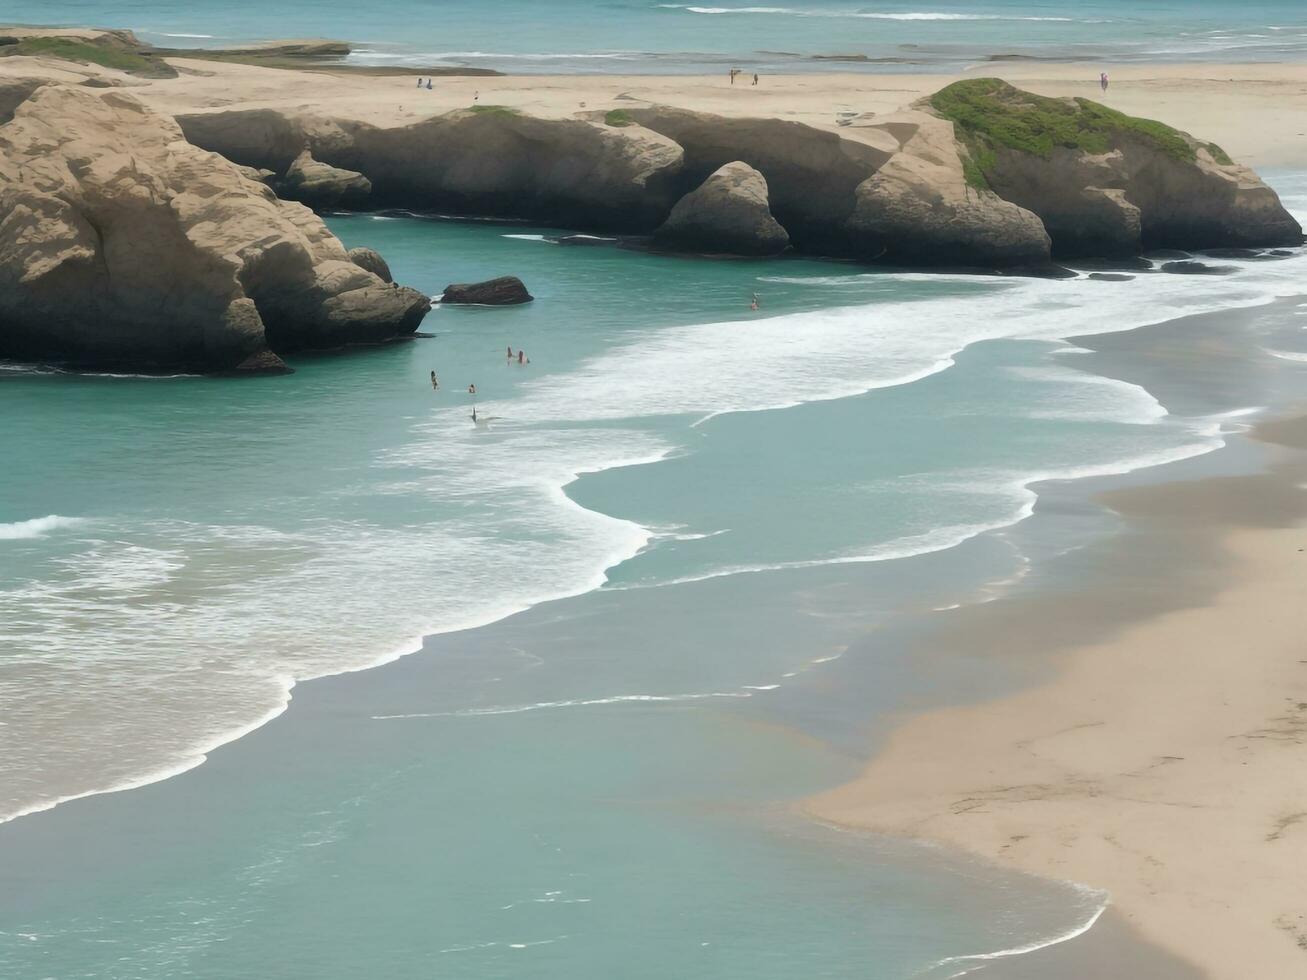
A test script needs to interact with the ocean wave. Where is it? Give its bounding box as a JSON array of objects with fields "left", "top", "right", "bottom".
[
  {"left": 925, "top": 886, "right": 1109, "bottom": 977},
  {"left": 0, "top": 515, "right": 85, "bottom": 541},
  {"left": 659, "top": 4, "right": 1075, "bottom": 20}
]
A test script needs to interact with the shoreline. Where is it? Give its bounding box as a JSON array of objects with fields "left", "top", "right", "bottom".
[
  {"left": 806, "top": 416, "right": 1307, "bottom": 978},
  {"left": 2, "top": 48, "right": 1306, "bottom": 168}
]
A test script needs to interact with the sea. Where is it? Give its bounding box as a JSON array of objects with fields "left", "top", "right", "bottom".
[
  {"left": 3, "top": 2, "right": 1307, "bottom": 976},
  {"left": 10, "top": 0, "right": 1307, "bottom": 73}
]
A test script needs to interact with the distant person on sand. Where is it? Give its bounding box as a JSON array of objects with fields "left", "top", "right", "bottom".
[
  {"left": 1100, "top": 72, "right": 1109, "bottom": 92},
  {"left": 426, "top": 78, "right": 433, "bottom": 90},
  {"left": 430, "top": 370, "right": 438, "bottom": 389},
  {"left": 417, "top": 77, "right": 423, "bottom": 88},
  {"left": 752, "top": 73, "right": 759, "bottom": 86},
  {"left": 729, "top": 68, "right": 738, "bottom": 85}
]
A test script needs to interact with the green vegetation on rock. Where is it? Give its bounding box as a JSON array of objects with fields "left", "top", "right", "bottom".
[
  {"left": 930, "top": 78, "right": 1200, "bottom": 180},
  {"left": 4, "top": 36, "right": 161, "bottom": 75},
  {"left": 1204, "top": 141, "right": 1234, "bottom": 165},
  {"left": 604, "top": 109, "right": 633, "bottom": 127},
  {"left": 468, "top": 104, "right": 519, "bottom": 117}
]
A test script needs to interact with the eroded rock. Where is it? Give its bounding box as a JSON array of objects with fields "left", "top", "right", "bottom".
[
  {"left": 0, "top": 85, "right": 428, "bottom": 371},
  {"left": 654, "top": 161, "right": 789, "bottom": 255},
  {"left": 441, "top": 276, "right": 533, "bottom": 305}
]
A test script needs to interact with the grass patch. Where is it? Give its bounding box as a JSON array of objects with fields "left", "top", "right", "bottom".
[
  {"left": 467, "top": 104, "right": 519, "bottom": 117},
  {"left": 604, "top": 108, "right": 633, "bottom": 127},
  {"left": 930, "top": 78, "right": 1197, "bottom": 183},
  {"left": 6, "top": 37, "right": 161, "bottom": 75},
  {"left": 1205, "top": 141, "right": 1234, "bottom": 165}
]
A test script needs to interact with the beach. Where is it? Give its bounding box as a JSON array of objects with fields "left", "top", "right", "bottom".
[
  {"left": 4, "top": 13, "right": 1307, "bottom": 978},
  {"left": 809, "top": 422, "right": 1307, "bottom": 978},
  {"left": 4, "top": 54, "right": 1305, "bottom": 168}
]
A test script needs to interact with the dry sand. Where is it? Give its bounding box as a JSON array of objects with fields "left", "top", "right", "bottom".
[
  {"left": 808, "top": 428, "right": 1307, "bottom": 979},
  {"left": 2, "top": 54, "right": 1306, "bottom": 166}
]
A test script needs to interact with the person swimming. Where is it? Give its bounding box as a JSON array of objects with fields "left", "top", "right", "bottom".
[
  {"left": 468, "top": 383, "right": 476, "bottom": 395},
  {"left": 517, "top": 350, "right": 526, "bottom": 365},
  {"left": 750, "top": 292, "right": 759, "bottom": 311}
]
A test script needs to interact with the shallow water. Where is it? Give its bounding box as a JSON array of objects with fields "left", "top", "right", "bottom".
[
  {"left": 3, "top": 177, "right": 1307, "bottom": 976},
  {"left": 11, "top": 0, "right": 1307, "bottom": 72}
]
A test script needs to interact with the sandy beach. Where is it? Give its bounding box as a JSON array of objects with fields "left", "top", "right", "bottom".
[
  {"left": 2, "top": 53, "right": 1307, "bottom": 167},
  {"left": 808, "top": 421, "right": 1307, "bottom": 979}
]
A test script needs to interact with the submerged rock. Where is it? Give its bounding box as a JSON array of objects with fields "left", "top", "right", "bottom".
[
  {"left": 1160, "top": 260, "right": 1235, "bottom": 275},
  {"left": 654, "top": 161, "right": 789, "bottom": 255},
  {"left": 0, "top": 86, "right": 429, "bottom": 372},
  {"left": 441, "top": 276, "right": 533, "bottom": 305}
]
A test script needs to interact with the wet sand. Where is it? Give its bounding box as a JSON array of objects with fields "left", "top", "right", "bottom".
[{"left": 808, "top": 417, "right": 1307, "bottom": 979}]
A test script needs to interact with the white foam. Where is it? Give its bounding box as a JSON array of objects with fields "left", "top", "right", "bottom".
[
  {"left": 928, "top": 887, "right": 1110, "bottom": 975},
  {"left": 0, "top": 515, "right": 85, "bottom": 541}
]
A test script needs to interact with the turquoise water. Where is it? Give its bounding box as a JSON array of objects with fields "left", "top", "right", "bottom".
[
  {"left": 9, "top": 0, "right": 1307, "bottom": 72},
  {"left": 3, "top": 189, "right": 1307, "bottom": 976}
]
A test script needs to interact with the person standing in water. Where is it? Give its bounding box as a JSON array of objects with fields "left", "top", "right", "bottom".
[
  {"left": 750, "top": 293, "right": 759, "bottom": 311},
  {"left": 506, "top": 345, "right": 513, "bottom": 361},
  {"left": 430, "top": 370, "right": 438, "bottom": 389},
  {"left": 518, "top": 350, "right": 527, "bottom": 365}
]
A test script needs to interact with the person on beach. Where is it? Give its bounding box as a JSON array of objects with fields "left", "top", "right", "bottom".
[
  {"left": 752, "top": 73, "right": 759, "bottom": 86},
  {"left": 729, "top": 68, "right": 737, "bottom": 85},
  {"left": 1100, "top": 72, "right": 1109, "bottom": 92},
  {"left": 426, "top": 78, "right": 433, "bottom": 90},
  {"left": 417, "top": 77, "right": 423, "bottom": 88},
  {"left": 430, "top": 370, "right": 438, "bottom": 389}
]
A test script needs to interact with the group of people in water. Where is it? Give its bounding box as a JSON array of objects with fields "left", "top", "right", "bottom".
[{"left": 427, "top": 345, "right": 531, "bottom": 423}]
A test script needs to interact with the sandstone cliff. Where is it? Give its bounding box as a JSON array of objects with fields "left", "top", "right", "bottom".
[
  {"left": 165, "top": 83, "right": 1302, "bottom": 271},
  {"left": 0, "top": 85, "right": 429, "bottom": 372},
  {"left": 654, "top": 161, "right": 790, "bottom": 256},
  {"left": 926, "top": 78, "right": 1303, "bottom": 257}
]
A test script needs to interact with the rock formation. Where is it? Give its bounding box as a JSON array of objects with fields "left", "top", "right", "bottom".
[
  {"left": 926, "top": 78, "right": 1303, "bottom": 257},
  {"left": 846, "top": 110, "right": 1051, "bottom": 266},
  {"left": 654, "top": 161, "right": 789, "bottom": 255},
  {"left": 168, "top": 83, "right": 1300, "bottom": 270},
  {"left": 348, "top": 247, "right": 393, "bottom": 283},
  {"left": 277, "top": 149, "right": 371, "bottom": 207},
  {"left": 441, "top": 276, "right": 533, "bottom": 305},
  {"left": 0, "top": 85, "right": 429, "bottom": 372}
]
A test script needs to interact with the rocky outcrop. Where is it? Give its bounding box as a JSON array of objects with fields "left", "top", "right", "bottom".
[
  {"left": 277, "top": 149, "right": 371, "bottom": 207},
  {"left": 624, "top": 106, "right": 895, "bottom": 253},
  {"left": 174, "top": 84, "right": 1300, "bottom": 270},
  {"left": 846, "top": 110, "right": 1051, "bottom": 266},
  {"left": 180, "top": 107, "right": 685, "bottom": 229},
  {"left": 348, "top": 246, "right": 392, "bottom": 282},
  {"left": 0, "top": 85, "right": 429, "bottom": 372},
  {"left": 654, "top": 161, "right": 789, "bottom": 255},
  {"left": 926, "top": 79, "right": 1303, "bottom": 257},
  {"left": 441, "top": 276, "right": 533, "bottom": 305}
]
